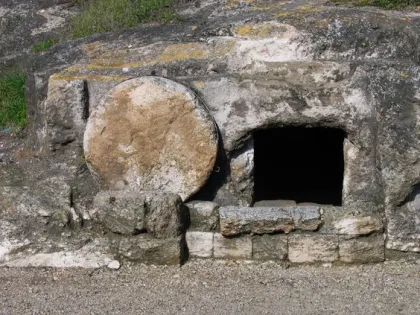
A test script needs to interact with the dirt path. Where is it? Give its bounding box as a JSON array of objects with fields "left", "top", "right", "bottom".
[{"left": 1, "top": 260, "right": 420, "bottom": 315}]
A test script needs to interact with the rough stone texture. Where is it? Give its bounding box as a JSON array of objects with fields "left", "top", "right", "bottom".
[
  {"left": 0, "top": 1, "right": 77, "bottom": 71},
  {"left": 213, "top": 233, "right": 252, "bottom": 259},
  {"left": 186, "top": 231, "right": 214, "bottom": 258},
  {"left": 83, "top": 77, "right": 218, "bottom": 201},
  {"left": 2, "top": 242, "right": 114, "bottom": 269},
  {"left": 186, "top": 201, "right": 219, "bottom": 232},
  {"left": 186, "top": 201, "right": 219, "bottom": 217},
  {"left": 0, "top": 176, "right": 70, "bottom": 218},
  {"left": 334, "top": 216, "right": 384, "bottom": 235},
  {"left": 91, "top": 191, "right": 185, "bottom": 238},
  {"left": 230, "top": 139, "right": 254, "bottom": 206},
  {"left": 91, "top": 190, "right": 146, "bottom": 235},
  {"left": 219, "top": 206, "right": 322, "bottom": 236},
  {"left": 118, "top": 235, "right": 185, "bottom": 265},
  {"left": 254, "top": 200, "right": 297, "bottom": 207},
  {"left": 3, "top": 0, "right": 420, "bottom": 263},
  {"left": 252, "top": 234, "right": 288, "bottom": 261},
  {"left": 145, "top": 193, "right": 186, "bottom": 238},
  {"left": 289, "top": 235, "right": 339, "bottom": 263},
  {"left": 45, "top": 78, "right": 88, "bottom": 150},
  {"left": 387, "top": 184, "right": 420, "bottom": 252},
  {"left": 1, "top": 237, "right": 115, "bottom": 269},
  {"left": 339, "top": 234, "right": 385, "bottom": 263}
]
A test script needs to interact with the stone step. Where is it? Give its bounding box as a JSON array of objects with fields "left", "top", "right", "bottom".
[{"left": 219, "top": 206, "right": 322, "bottom": 236}]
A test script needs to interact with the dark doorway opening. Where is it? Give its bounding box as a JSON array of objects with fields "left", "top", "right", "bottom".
[{"left": 254, "top": 127, "right": 346, "bottom": 206}]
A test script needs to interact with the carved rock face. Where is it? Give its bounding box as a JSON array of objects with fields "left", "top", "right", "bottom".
[{"left": 84, "top": 77, "right": 218, "bottom": 200}]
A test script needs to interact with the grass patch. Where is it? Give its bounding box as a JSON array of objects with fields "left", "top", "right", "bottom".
[
  {"left": 0, "top": 74, "right": 26, "bottom": 129},
  {"left": 71, "top": 0, "right": 178, "bottom": 38},
  {"left": 32, "top": 38, "right": 57, "bottom": 53},
  {"left": 332, "top": 0, "right": 420, "bottom": 9}
]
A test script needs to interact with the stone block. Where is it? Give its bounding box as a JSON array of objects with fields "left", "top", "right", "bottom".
[
  {"left": 252, "top": 234, "right": 288, "bottom": 260},
  {"left": 219, "top": 206, "right": 322, "bottom": 236},
  {"left": 118, "top": 235, "right": 186, "bottom": 265},
  {"left": 339, "top": 234, "right": 385, "bottom": 263},
  {"left": 186, "top": 231, "right": 214, "bottom": 258},
  {"left": 186, "top": 201, "right": 219, "bottom": 217},
  {"left": 92, "top": 191, "right": 146, "bottom": 235},
  {"left": 186, "top": 201, "right": 219, "bottom": 232},
  {"left": 213, "top": 233, "right": 252, "bottom": 259},
  {"left": 289, "top": 234, "right": 339, "bottom": 263},
  {"left": 92, "top": 191, "right": 186, "bottom": 238},
  {"left": 145, "top": 193, "right": 187, "bottom": 238},
  {"left": 334, "top": 216, "right": 383, "bottom": 235}
]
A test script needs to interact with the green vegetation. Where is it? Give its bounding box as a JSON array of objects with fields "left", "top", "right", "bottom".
[
  {"left": 71, "top": 0, "right": 178, "bottom": 38},
  {"left": 0, "top": 74, "right": 26, "bottom": 129},
  {"left": 32, "top": 38, "right": 57, "bottom": 53},
  {"left": 333, "top": 0, "right": 420, "bottom": 9}
]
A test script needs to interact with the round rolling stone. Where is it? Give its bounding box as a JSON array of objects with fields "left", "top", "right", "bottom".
[{"left": 83, "top": 77, "right": 218, "bottom": 201}]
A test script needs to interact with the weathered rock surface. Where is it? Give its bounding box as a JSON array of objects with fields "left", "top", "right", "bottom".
[
  {"left": 91, "top": 190, "right": 146, "bottom": 235},
  {"left": 387, "top": 184, "right": 420, "bottom": 252},
  {"left": 213, "top": 233, "right": 252, "bottom": 259},
  {"left": 91, "top": 191, "right": 186, "bottom": 238},
  {"left": 339, "top": 234, "right": 385, "bottom": 263},
  {"left": 289, "top": 235, "right": 339, "bottom": 263},
  {"left": 0, "top": 176, "right": 71, "bottom": 219},
  {"left": 334, "top": 216, "right": 383, "bottom": 235},
  {"left": 45, "top": 78, "right": 88, "bottom": 150},
  {"left": 118, "top": 235, "right": 185, "bottom": 265},
  {"left": 186, "top": 201, "right": 219, "bottom": 232},
  {"left": 219, "top": 206, "right": 322, "bottom": 236},
  {"left": 186, "top": 201, "right": 219, "bottom": 217},
  {"left": 230, "top": 140, "right": 254, "bottom": 206},
  {"left": 186, "top": 231, "right": 214, "bottom": 258},
  {"left": 252, "top": 234, "right": 288, "bottom": 261},
  {"left": 1, "top": 237, "right": 115, "bottom": 269},
  {"left": 145, "top": 193, "right": 187, "bottom": 238},
  {"left": 84, "top": 77, "right": 218, "bottom": 201},
  {"left": 2, "top": 0, "right": 420, "bottom": 265}
]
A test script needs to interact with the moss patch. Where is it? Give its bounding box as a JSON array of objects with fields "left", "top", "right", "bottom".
[
  {"left": 71, "top": 0, "right": 179, "bottom": 38},
  {"left": 0, "top": 74, "right": 26, "bottom": 129},
  {"left": 32, "top": 38, "right": 57, "bottom": 53}
]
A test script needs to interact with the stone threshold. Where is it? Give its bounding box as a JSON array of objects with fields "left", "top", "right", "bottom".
[{"left": 219, "top": 206, "right": 323, "bottom": 236}]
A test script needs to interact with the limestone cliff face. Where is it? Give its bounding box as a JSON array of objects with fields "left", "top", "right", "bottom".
[{"left": 1, "top": 0, "right": 420, "bottom": 266}]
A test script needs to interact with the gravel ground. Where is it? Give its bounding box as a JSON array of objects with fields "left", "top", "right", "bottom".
[{"left": 1, "top": 259, "right": 420, "bottom": 315}]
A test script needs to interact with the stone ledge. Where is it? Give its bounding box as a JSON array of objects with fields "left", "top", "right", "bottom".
[{"left": 219, "top": 206, "right": 322, "bottom": 236}]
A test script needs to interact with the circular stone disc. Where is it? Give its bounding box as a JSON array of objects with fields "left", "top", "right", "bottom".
[{"left": 84, "top": 77, "right": 218, "bottom": 201}]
